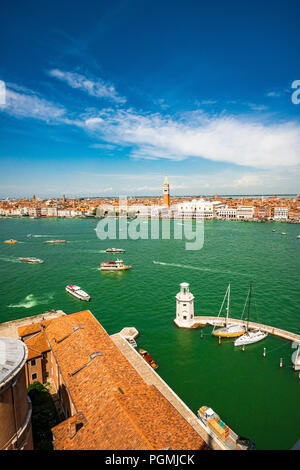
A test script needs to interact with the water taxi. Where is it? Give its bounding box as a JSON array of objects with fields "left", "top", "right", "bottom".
[
  {"left": 138, "top": 349, "right": 158, "bottom": 370},
  {"left": 99, "top": 259, "right": 131, "bottom": 271},
  {"left": 105, "top": 248, "right": 126, "bottom": 253},
  {"left": 197, "top": 406, "right": 255, "bottom": 450},
  {"left": 65, "top": 285, "right": 90, "bottom": 301},
  {"left": 20, "top": 257, "right": 44, "bottom": 264},
  {"left": 212, "top": 284, "right": 246, "bottom": 338},
  {"left": 4, "top": 239, "right": 18, "bottom": 244},
  {"left": 44, "top": 240, "right": 67, "bottom": 244}
]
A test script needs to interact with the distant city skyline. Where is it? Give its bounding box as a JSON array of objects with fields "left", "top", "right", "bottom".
[{"left": 1, "top": 0, "right": 300, "bottom": 197}]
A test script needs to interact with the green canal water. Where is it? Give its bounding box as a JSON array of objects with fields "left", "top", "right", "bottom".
[{"left": 0, "top": 217, "right": 299, "bottom": 450}]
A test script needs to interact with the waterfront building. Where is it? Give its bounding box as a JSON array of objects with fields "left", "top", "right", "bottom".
[
  {"left": 175, "top": 199, "right": 225, "bottom": 219},
  {"left": 215, "top": 206, "right": 237, "bottom": 219},
  {"left": 273, "top": 206, "right": 289, "bottom": 220},
  {"left": 18, "top": 310, "right": 207, "bottom": 450},
  {"left": 0, "top": 337, "right": 33, "bottom": 450},
  {"left": 236, "top": 206, "right": 255, "bottom": 220},
  {"left": 163, "top": 176, "right": 170, "bottom": 207},
  {"left": 174, "top": 283, "right": 195, "bottom": 328}
]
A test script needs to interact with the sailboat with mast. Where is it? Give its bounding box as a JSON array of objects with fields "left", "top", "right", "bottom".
[
  {"left": 212, "top": 284, "right": 247, "bottom": 338},
  {"left": 234, "top": 282, "right": 268, "bottom": 346}
]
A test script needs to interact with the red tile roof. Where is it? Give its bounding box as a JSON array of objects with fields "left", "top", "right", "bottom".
[{"left": 44, "top": 310, "right": 207, "bottom": 450}]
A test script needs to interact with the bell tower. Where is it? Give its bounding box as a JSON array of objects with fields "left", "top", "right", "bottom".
[
  {"left": 163, "top": 176, "right": 170, "bottom": 207},
  {"left": 174, "top": 282, "right": 195, "bottom": 328}
]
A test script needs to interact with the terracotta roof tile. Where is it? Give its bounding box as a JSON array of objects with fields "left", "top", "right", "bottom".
[{"left": 46, "top": 310, "right": 206, "bottom": 450}]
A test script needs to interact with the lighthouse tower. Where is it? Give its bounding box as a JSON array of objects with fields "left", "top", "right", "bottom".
[
  {"left": 174, "top": 282, "right": 195, "bottom": 328},
  {"left": 163, "top": 176, "right": 170, "bottom": 207}
]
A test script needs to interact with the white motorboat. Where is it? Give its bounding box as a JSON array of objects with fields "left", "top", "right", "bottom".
[
  {"left": 105, "top": 248, "right": 126, "bottom": 253},
  {"left": 234, "top": 329, "right": 268, "bottom": 346},
  {"left": 45, "top": 240, "right": 67, "bottom": 244},
  {"left": 66, "top": 285, "right": 90, "bottom": 301},
  {"left": 297, "top": 235, "right": 300, "bottom": 239}
]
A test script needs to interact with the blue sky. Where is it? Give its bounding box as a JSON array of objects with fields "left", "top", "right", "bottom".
[{"left": 0, "top": 0, "right": 300, "bottom": 197}]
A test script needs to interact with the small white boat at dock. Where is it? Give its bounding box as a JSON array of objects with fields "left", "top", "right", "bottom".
[
  {"left": 66, "top": 285, "right": 90, "bottom": 301},
  {"left": 212, "top": 285, "right": 246, "bottom": 338},
  {"left": 234, "top": 282, "right": 268, "bottom": 346},
  {"left": 234, "top": 329, "right": 268, "bottom": 346}
]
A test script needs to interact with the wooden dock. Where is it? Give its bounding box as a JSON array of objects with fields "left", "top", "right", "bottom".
[{"left": 193, "top": 316, "right": 300, "bottom": 343}]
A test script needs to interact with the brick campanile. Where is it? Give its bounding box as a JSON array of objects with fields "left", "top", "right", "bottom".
[{"left": 163, "top": 176, "right": 170, "bottom": 207}]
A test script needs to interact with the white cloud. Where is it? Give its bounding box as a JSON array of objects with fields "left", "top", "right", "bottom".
[
  {"left": 49, "top": 69, "right": 126, "bottom": 104},
  {"left": 82, "top": 108, "right": 300, "bottom": 169},
  {"left": 2, "top": 84, "right": 66, "bottom": 122}
]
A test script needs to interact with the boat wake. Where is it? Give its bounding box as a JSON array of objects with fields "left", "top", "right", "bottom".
[
  {"left": 154, "top": 262, "right": 246, "bottom": 277},
  {"left": 8, "top": 292, "right": 55, "bottom": 309},
  {"left": 30, "top": 235, "right": 52, "bottom": 237},
  {"left": 0, "top": 256, "right": 21, "bottom": 264}
]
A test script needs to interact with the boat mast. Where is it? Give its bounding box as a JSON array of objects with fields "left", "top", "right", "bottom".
[
  {"left": 225, "top": 284, "right": 230, "bottom": 327},
  {"left": 246, "top": 282, "right": 252, "bottom": 332}
]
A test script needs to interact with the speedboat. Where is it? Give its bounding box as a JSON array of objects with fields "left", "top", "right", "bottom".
[
  {"left": 297, "top": 235, "right": 300, "bottom": 239},
  {"left": 272, "top": 229, "right": 276, "bottom": 232},
  {"left": 281, "top": 232, "right": 287, "bottom": 235},
  {"left": 153, "top": 261, "right": 162, "bottom": 264},
  {"left": 4, "top": 239, "right": 18, "bottom": 244},
  {"left": 105, "top": 248, "right": 126, "bottom": 253},
  {"left": 234, "top": 329, "right": 268, "bottom": 346},
  {"left": 20, "top": 257, "right": 44, "bottom": 264},
  {"left": 99, "top": 259, "right": 131, "bottom": 271},
  {"left": 66, "top": 285, "right": 90, "bottom": 301},
  {"left": 45, "top": 240, "right": 67, "bottom": 244}
]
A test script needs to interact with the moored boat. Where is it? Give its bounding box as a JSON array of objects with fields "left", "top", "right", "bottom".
[
  {"left": 105, "top": 248, "right": 126, "bottom": 253},
  {"left": 4, "top": 239, "right": 18, "bottom": 244},
  {"left": 20, "top": 257, "right": 44, "bottom": 264},
  {"left": 197, "top": 406, "right": 255, "bottom": 450},
  {"left": 45, "top": 240, "right": 67, "bottom": 244},
  {"left": 234, "top": 282, "right": 268, "bottom": 347},
  {"left": 234, "top": 329, "right": 268, "bottom": 346},
  {"left": 99, "top": 259, "right": 131, "bottom": 271},
  {"left": 65, "top": 285, "right": 90, "bottom": 301},
  {"left": 138, "top": 349, "right": 158, "bottom": 369},
  {"left": 212, "top": 285, "right": 246, "bottom": 338}
]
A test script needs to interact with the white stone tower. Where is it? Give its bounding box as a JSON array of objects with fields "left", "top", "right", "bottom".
[{"left": 174, "top": 282, "right": 195, "bottom": 328}]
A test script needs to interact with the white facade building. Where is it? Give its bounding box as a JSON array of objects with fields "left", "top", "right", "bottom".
[
  {"left": 273, "top": 207, "right": 289, "bottom": 220},
  {"left": 174, "top": 282, "right": 195, "bottom": 328},
  {"left": 236, "top": 206, "right": 255, "bottom": 220},
  {"left": 215, "top": 206, "right": 237, "bottom": 219},
  {"left": 175, "top": 199, "right": 225, "bottom": 219}
]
